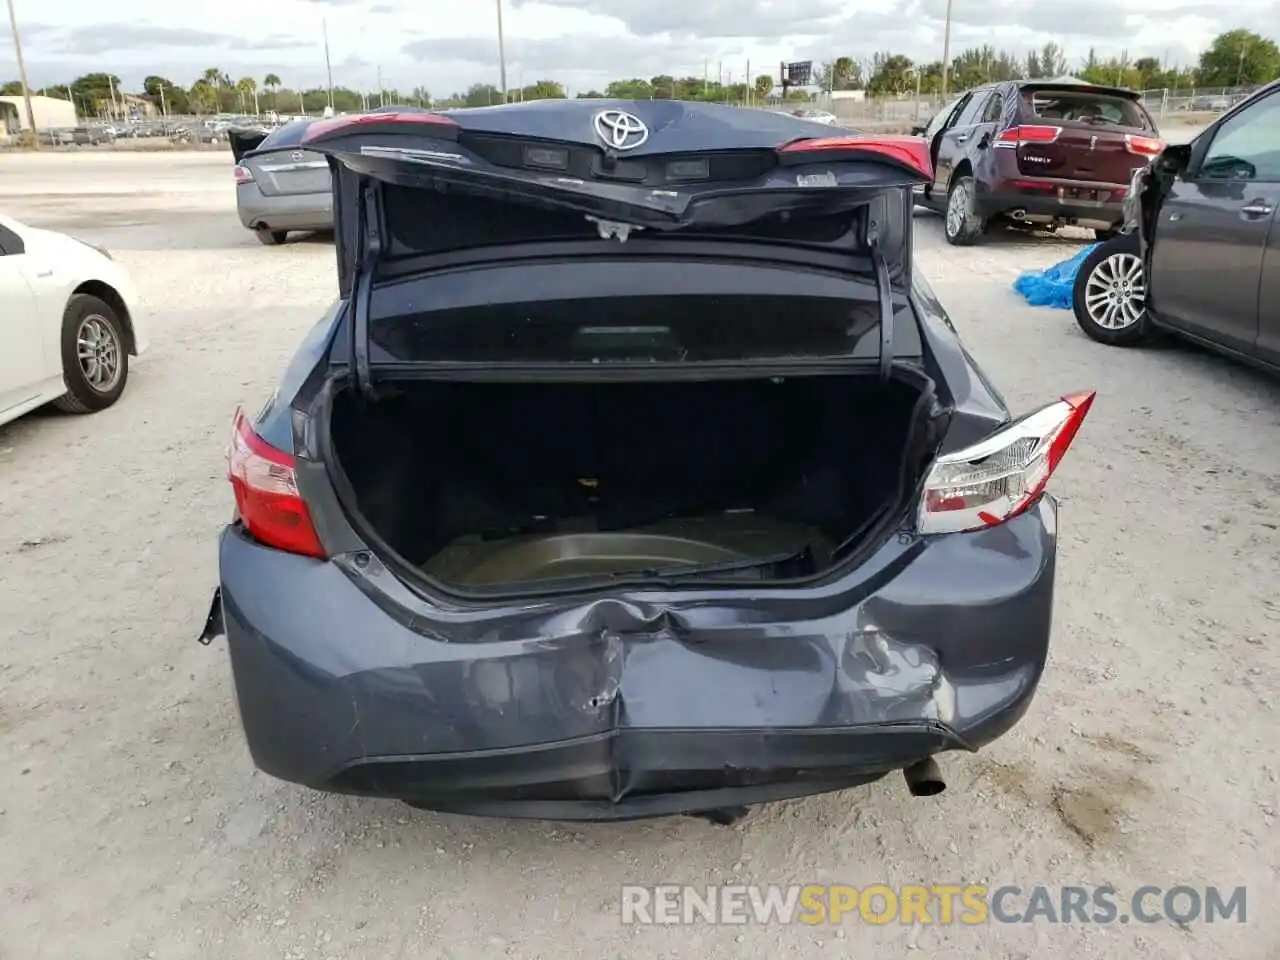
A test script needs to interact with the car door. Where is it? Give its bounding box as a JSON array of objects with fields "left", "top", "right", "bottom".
[
  {"left": 932, "top": 91, "right": 992, "bottom": 197},
  {"left": 0, "top": 222, "right": 49, "bottom": 412},
  {"left": 1256, "top": 207, "right": 1280, "bottom": 364},
  {"left": 929, "top": 93, "right": 973, "bottom": 198},
  {"left": 1147, "top": 87, "right": 1280, "bottom": 353}
]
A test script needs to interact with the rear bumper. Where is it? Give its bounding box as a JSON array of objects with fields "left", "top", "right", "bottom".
[
  {"left": 977, "top": 180, "right": 1127, "bottom": 228},
  {"left": 214, "top": 498, "right": 1059, "bottom": 819},
  {"left": 235, "top": 183, "right": 333, "bottom": 232}
]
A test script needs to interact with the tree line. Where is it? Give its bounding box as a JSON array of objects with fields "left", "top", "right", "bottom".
[
  {"left": 831, "top": 29, "right": 1279, "bottom": 96},
  {"left": 2, "top": 28, "right": 1276, "bottom": 118}
]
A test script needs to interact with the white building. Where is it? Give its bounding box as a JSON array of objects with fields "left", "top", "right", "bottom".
[{"left": 0, "top": 94, "right": 79, "bottom": 134}]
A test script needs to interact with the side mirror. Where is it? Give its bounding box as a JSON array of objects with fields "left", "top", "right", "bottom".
[
  {"left": 910, "top": 124, "right": 927, "bottom": 137},
  {"left": 1154, "top": 143, "right": 1193, "bottom": 179}
]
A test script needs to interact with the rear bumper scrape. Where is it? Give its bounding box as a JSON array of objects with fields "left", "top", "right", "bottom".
[{"left": 217, "top": 496, "right": 1058, "bottom": 817}]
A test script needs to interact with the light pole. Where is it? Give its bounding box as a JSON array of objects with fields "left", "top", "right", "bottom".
[
  {"left": 495, "top": 0, "right": 508, "bottom": 102},
  {"left": 322, "top": 13, "right": 334, "bottom": 110},
  {"left": 939, "top": 0, "right": 954, "bottom": 97},
  {"left": 5, "top": 0, "right": 39, "bottom": 147}
]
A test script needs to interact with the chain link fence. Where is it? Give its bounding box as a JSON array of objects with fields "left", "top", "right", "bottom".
[{"left": 1137, "top": 86, "right": 1256, "bottom": 120}]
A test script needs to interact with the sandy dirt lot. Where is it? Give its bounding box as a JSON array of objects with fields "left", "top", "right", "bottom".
[{"left": 0, "top": 150, "right": 1276, "bottom": 960}]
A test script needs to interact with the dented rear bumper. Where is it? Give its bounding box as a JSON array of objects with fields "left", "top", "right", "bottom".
[{"left": 212, "top": 497, "right": 1058, "bottom": 819}]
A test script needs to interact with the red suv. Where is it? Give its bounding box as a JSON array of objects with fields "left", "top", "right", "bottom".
[{"left": 912, "top": 80, "right": 1164, "bottom": 245}]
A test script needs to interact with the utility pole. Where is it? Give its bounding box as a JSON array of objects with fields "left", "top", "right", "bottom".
[
  {"left": 940, "top": 0, "right": 954, "bottom": 96},
  {"left": 495, "top": 0, "right": 508, "bottom": 102},
  {"left": 746, "top": 58, "right": 751, "bottom": 104},
  {"left": 322, "top": 14, "right": 334, "bottom": 109},
  {"left": 1236, "top": 39, "right": 1248, "bottom": 88},
  {"left": 5, "top": 0, "right": 38, "bottom": 145}
]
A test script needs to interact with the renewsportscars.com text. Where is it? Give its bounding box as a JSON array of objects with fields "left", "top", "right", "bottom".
[{"left": 620, "top": 884, "right": 1247, "bottom": 926}]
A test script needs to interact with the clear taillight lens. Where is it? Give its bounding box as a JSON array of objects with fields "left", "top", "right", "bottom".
[
  {"left": 233, "top": 164, "right": 254, "bottom": 184},
  {"left": 226, "top": 407, "right": 325, "bottom": 558},
  {"left": 918, "top": 392, "right": 1095, "bottom": 535}
]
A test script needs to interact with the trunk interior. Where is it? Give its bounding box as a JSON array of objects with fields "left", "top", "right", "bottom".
[{"left": 328, "top": 374, "right": 929, "bottom": 591}]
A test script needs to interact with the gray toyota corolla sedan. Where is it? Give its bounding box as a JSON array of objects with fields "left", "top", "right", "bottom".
[
  {"left": 200, "top": 100, "right": 1095, "bottom": 823},
  {"left": 231, "top": 119, "right": 332, "bottom": 245}
]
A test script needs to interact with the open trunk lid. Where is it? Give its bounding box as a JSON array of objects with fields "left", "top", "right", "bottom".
[
  {"left": 1012, "top": 82, "right": 1162, "bottom": 182},
  {"left": 298, "top": 100, "right": 933, "bottom": 393}
]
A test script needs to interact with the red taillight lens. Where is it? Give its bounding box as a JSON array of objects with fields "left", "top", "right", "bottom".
[
  {"left": 1125, "top": 134, "right": 1165, "bottom": 157},
  {"left": 918, "top": 391, "right": 1095, "bottom": 535},
  {"left": 226, "top": 407, "right": 325, "bottom": 559},
  {"left": 995, "top": 125, "right": 1062, "bottom": 147},
  {"left": 777, "top": 135, "right": 933, "bottom": 179},
  {"left": 233, "top": 164, "right": 254, "bottom": 185},
  {"left": 301, "top": 111, "right": 459, "bottom": 145}
]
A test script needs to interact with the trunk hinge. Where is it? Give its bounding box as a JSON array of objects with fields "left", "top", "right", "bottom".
[
  {"left": 869, "top": 236, "right": 894, "bottom": 382},
  {"left": 349, "top": 179, "right": 383, "bottom": 400}
]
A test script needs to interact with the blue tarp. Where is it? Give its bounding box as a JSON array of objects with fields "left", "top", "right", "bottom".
[{"left": 1012, "top": 243, "right": 1099, "bottom": 309}]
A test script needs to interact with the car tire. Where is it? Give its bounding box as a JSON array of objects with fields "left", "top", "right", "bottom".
[
  {"left": 255, "top": 228, "right": 288, "bottom": 246},
  {"left": 944, "top": 175, "right": 986, "bottom": 246},
  {"left": 53, "top": 294, "right": 130, "bottom": 414},
  {"left": 1071, "top": 232, "right": 1152, "bottom": 347}
]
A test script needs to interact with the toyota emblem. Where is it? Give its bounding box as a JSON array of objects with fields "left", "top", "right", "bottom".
[
  {"left": 290, "top": 150, "right": 305, "bottom": 161},
  {"left": 593, "top": 109, "right": 649, "bottom": 151}
]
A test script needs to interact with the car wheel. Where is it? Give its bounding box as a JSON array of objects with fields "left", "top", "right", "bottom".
[
  {"left": 53, "top": 294, "right": 130, "bottom": 413},
  {"left": 255, "top": 228, "right": 288, "bottom": 245},
  {"left": 1072, "top": 233, "right": 1151, "bottom": 346},
  {"left": 944, "top": 175, "right": 986, "bottom": 246}
]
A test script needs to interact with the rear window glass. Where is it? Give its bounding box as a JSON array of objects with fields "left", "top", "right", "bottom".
[
  {"left": 1023, "top": 90, "right": 1148, "bottom": 128},
  {"left": 259, "top": 120, "right": 315, "bottom": 149}
]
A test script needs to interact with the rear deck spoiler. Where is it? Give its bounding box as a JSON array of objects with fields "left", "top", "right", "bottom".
[{"left": 302, "top": 115, "right": 933, "bottom": 398}]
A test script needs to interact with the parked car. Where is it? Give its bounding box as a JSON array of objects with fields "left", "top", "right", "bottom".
[
  {"left": 230, "top": 118, "right": 331, "bottom": 245},
  {"left": 792, "top": 108, "right": 840, "bottom": 126},
  {"left": 1190, "top": 95, "right": 1232, "bottom": 112},
  {"left": 1072, "top": 79, "right": 1279, "bottom": 373},
  {"left": 199, "top": 102, "right": 1096, "bottom": 823},
  {"left": 0, "top": 214, "right": 147, "bottom": 425},
  {"left": 38, "top": 128, "right": 75, "bottom": 146},
  {"left": 69, "top": 126, "right": 113, "bottom": 146},
  {"left": 912, "top": 79, "right": 1164, "bottom": 244}
]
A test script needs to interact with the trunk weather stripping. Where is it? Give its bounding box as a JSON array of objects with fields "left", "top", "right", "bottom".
[
  {"left": 350, "top": 179, "right": 383, "bottom": 400},
  {"left": 869, "top": 237, "right": 894, "bottom": 382}
]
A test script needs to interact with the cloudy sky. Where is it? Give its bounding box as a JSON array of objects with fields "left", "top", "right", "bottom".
[{"left": 1, "top": 0, "right": 1277, "bottom": 95}]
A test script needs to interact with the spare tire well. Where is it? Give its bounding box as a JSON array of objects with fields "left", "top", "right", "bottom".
[{"left": 72, "top": 280, "right": 136, "bottom": 355}]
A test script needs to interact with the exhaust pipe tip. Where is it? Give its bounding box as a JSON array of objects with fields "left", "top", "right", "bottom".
[
  {"left": 903, "top": 758, "right": 946, "bottom": 797},
  {"left": 1009, "top": 208, "right": 1028, "bottom": 220}
]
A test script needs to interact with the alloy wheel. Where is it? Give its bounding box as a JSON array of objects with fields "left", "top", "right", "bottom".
[
  {"left": 946, "top": 181, "right": 970, "bottom": 237},
  {"left": 1084, "top": 253, "right": 1146, "bottom": 330},
  {"left": 76, "top": 314, "right": 123, "bottom": 393}
]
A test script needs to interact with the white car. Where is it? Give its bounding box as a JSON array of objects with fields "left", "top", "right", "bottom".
[
  {"left": 792, "top": 108, "right": 840, "bottom": 126},
  {"left": 0, "top": 214, "right": 147, "bottom": 427}
]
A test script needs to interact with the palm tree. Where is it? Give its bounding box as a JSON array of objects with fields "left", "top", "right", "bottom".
[
  {"left": 263, "top": 73, "right": 281, "bottom": 111},
  {"left": 236, "top": 77, "right": 259, "bottom": 115}
]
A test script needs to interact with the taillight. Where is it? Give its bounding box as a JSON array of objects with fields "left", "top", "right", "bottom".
[
  {"left": 778, "top": 134, "right": 932, "bottom": 179},
  {"left": 995, "top": 125, "right": 1062, "bottom": 147},
  {"left": 1125, "top": 134, "right": 1165, "bottom": 157},
  {"left": 918, "top": 392, "right": 1095, "bottom": 535},
  {"left": 233, "top": 164, "right": 254, "bottom": 185},
  {"left": 226, "top": 407, "right": 325, "bottom": 559}
]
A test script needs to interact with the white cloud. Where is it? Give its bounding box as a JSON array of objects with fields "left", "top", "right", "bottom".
[{"left": 0, "top": 0, "right": 1276, "bottom": 94}]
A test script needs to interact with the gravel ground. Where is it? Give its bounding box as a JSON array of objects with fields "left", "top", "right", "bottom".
[{"left": 0, "top": 150, "right": 1276, "bottom": 960}]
